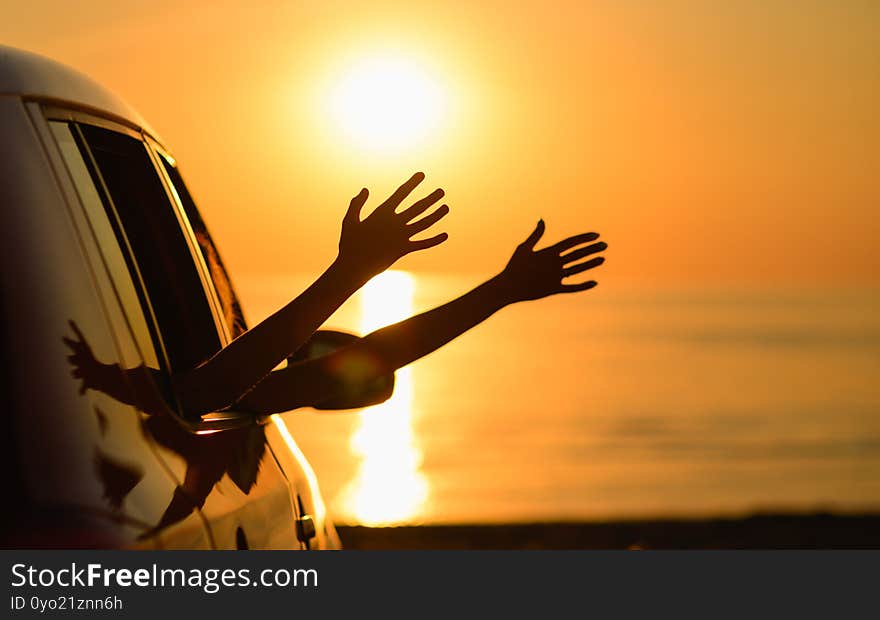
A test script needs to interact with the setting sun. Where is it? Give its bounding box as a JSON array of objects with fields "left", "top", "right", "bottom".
[{"left": 326, "top": 53, "right": 448, "bottom": 153}]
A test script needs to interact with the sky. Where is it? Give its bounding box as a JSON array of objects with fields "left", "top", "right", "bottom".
[{"left": 3, "top": 0, "right": 878, "bottom": 287}]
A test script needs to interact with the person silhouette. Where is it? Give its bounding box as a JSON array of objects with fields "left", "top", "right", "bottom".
[
  {"left": 63, "top": 170, "right": 606, "bottom": 533},
  {"left": 69, "top": 170, "right": 607, "bottom": 419},
  {"left": 204, "top": 171, "right": 607, "bottom": 414}
]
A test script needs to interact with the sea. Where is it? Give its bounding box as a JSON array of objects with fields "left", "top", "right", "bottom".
[{"left": 239, "top": 272, "right": 880, "bottom": 525}]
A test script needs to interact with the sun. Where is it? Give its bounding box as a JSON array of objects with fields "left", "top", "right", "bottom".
[{"left": 326, "top": 53, "right": 448, "bottom": 153}]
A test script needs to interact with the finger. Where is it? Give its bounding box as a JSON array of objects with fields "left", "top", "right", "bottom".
[
  {"left": 68, "top": 320, "right": 86, "bottom": 342},
  {"left": 345, "top": 188, "right": 369, "bottom": 222},
  {"left": 563, "top": 256, "right": 605, "bottom": 277},
  {"left": 560, "top": 241, "right": 607, "bottom": 265},
  {"left": 408, "top": 232, "right": 448, "bottom": 252},
  {"left": 398, "top": 188, "right": 444, "bottom": 220},
  {"left": 559, "top": 280, "right": 598, "bottom": 293},
  {"left": 62, "top": 337, "right": 78, "bottom": 350},
  {"left": 520, "top": 219, "right": 545, "bottom": 250},
  {"left": 407, "top": 204, "right": 449, "bottom": 235},
  {"left": 380, "top": 171, "right": 425, "bottom": 211},
  {"left": 547, "top": 232, "right": 600, "bottom": 254}
]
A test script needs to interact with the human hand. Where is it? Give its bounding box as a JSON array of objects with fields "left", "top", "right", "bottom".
[
  {"left": 337, "top": 172, "right": 449, "bottom": 280},
  {"left": 495, "top": 220, "right": 606, "bottom": 303},
  {"left": 63, "top": 320, "right": 103, "bottom": 395}
]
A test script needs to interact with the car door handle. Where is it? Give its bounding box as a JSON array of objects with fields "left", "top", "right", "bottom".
[{"left": 295, "top": 514, "right": 316, "bottom": 544}]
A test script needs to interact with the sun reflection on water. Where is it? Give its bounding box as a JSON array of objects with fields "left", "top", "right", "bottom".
[{"left": 339, "top": 271, "right": 428, "bottom": 525}]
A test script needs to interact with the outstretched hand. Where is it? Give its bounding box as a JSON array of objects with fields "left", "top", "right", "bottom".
[
  {"left": 496, "top": 220, "right": 606, "bottom": 303},
  {"left": 63, "top": 320, "right": 103, "bottom": 395},
  {"left": 337, "top": 171, "right": 449, "bottom": 279}
]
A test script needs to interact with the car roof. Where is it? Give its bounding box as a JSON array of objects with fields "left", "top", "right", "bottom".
[{"left": 0, "top": 45, "right": 160, "bottom": 140}]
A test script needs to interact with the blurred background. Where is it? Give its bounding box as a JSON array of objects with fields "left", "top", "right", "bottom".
[{"left": 4, "top": 1, "right": 878, "bottom": 541}]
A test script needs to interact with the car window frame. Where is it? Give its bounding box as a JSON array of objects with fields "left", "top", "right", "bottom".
[
  {"left": 145, "top": 139, "right": 242, "bottom": 344},
  {"left": 38, "top": 104, "right": 254, "bottom": 430}
]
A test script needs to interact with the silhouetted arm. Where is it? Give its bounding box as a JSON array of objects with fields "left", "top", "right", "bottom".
[
  {"left": 64, "top": 320, "right": 170, "bottom": 416},
  {"left": 174, "top": 172, "right": 449, "bottom": 417},
  {"left": 240, "top": 220, "right": 606, "bottom": 414}
]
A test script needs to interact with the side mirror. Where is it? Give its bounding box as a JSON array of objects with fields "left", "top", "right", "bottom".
[{"left": 288, "top": 329, "right": 395, "bottom": 410}]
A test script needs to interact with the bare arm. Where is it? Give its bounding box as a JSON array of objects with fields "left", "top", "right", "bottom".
[
  {"left": 240, "top": 220, "right": 607, "bottom": 414},
  {"left": 174, "top": 172, "right": 450, "bottom": 417}
]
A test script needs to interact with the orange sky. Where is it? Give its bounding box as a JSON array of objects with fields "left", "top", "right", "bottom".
[{"left": 4, "top": 0, "right": 878, "bottom": 286}]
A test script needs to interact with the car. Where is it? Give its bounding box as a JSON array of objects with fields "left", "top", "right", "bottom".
[{"left": 0, "top": 45, "right": 388, "bottom": 549}]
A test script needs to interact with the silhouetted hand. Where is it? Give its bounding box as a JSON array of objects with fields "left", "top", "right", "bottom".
[
  {"left": 337, "top": 171, "right": 449, "bottom": 279},
  {"left": 496, "top": 220, "right": 606, "bottom": 303},
  {"left": 63, "top": 320, "right": 104, "bottom": 395}
]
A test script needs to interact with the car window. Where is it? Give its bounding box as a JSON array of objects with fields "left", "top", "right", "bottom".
[
  {"left": 76, "top": 124, "right": 222, "bottom": 379},
  {"left": 153, "top": 148, "right": 248, "bottom": 338}
]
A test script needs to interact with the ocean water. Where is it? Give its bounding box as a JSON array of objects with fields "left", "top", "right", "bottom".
[{"left": 239, "top": 273, "right": 880, "bottom": 524}]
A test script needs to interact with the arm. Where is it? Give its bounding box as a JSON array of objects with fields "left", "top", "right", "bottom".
[
  {"left": 64, "top": 320, "right": 169, "bottom": 416},
  {"left": 239, "top": 220, "right": 607, "bottom": 414},
  {"left": 175, "top": 172, "right": 450, "bottom": 416}
]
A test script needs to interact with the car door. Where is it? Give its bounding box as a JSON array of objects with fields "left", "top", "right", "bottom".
[
  {"left": 44, "top": 110, "right": 300, "bottom": 549},
  {"left": 0, "top": 100, "right": 204, "bottom": 548}
]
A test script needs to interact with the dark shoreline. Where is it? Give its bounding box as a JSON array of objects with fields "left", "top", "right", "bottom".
[{"left": 337, "top": 513, "right": 880, "bottom": 549}]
